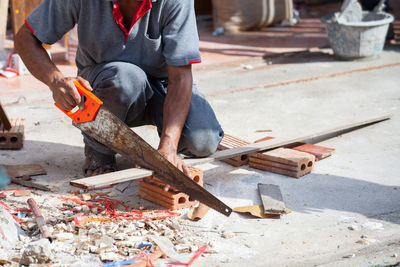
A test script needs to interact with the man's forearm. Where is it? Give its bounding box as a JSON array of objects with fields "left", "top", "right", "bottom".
[
  {"left": 14, "top": 24, "right": 63, "bottom": 87},
  {"left": 159, "top": 65, "right": 193, "bottom": 153}
]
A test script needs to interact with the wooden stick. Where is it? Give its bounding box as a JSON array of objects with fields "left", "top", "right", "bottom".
[{"left": 185, "top": 113, "right": 392, "bottom": 165}]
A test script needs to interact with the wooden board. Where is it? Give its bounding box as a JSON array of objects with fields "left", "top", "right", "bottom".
[
  {"left": 70, "top": 114, "right": 391, "bottom": 190},
  {"left": 70, "top": 168, "right": 153, "bottom": 189},
  {"left": 0, "top": 103, "right": 11, "bottom": 131},
  {"left": 186, "top": 113, "right": 391, "bottom": 166},
  {"left": 2, "top": 164, "right": 46, "bottom": 178},
  {"left": 258, "top": 184, "right": 286, "bottom": 215},
  {"left": 10, "top": 177, "right": 51, "bottom": 191}
]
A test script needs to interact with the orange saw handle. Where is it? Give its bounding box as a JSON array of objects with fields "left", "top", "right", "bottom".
[{"left": 55, "top": 80, "right": 103, "bottom": 123}]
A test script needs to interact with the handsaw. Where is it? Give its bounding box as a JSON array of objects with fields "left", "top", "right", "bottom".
[{"left": 56, "top": 81, "right": 232, "bottom": 216}]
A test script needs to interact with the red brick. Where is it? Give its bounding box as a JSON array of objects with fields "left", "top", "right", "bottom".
[
  {"left": 13, "top": 190, "right": 31, "bottom": 197},
  {"left": 138, "top": 167, "right": 204, "bottom": 210},
  {"left": 0, "top": 118, "right": 25, "bottom": 150},
  {"left": 292, "top": 143, "right": 335, "bottom": 161},
  {"left": 249, "top": 148, "right": 315, "bottom": 178},
  {"left": 217, "top": 134, "right": 251, "bottom": 167}
]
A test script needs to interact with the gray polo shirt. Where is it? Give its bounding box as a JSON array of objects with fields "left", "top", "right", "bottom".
[{"left": 25, "top": 0, "right": 201, "bottom": 78}]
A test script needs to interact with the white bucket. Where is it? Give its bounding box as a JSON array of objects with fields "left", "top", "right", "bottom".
[{"left": 321, "top": 11, "right": 394, "bottom": 59}]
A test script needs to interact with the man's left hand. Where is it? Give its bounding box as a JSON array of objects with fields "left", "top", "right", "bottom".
[{"left": 158, "top": 146, "right": 191, "bottom": 178}]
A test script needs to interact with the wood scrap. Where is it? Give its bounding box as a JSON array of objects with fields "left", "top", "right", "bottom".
[
  {"left": 10, "top": 177, "right": 51, "bottom": 191},
  {"left": 258, "top": 184, "right": 286, "bottom": 215},
  {"left": 2, "top": 164, "right": 46, "bottom": 178},
  {"left": 13, "top": 190, "right": 31, "bottom": 197},
  {"left": 70, "top": 168, "right": 153, "bottom": 189},
  {"left": 0, "top": 102, "right": 11, "bottom": 131},
  {"left": 233, "top": 205, "right": 291, "bottom": 218},
  {"left": 187, "top": 203, "right": 211, "bottom": 221}
]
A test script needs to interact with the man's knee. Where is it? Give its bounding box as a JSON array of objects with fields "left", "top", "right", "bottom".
[
  {"left": 91, "top": 62, "right": 152, "bottom": 120},
  {"left": 180, "top": 129, "right": 224, "bottom": 157}
]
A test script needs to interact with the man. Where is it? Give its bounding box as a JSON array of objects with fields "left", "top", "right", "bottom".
[{"left": 15, "top": 0, "right": 224, "bottom": 177}]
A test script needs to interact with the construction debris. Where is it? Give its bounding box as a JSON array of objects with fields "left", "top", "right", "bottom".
[
  {"left": 27, "top": 198, "right": 52, "bottom": 239},
  {"left": 20, "top": 238, "right": 54, "bottom": 265},
  {"left": 0, "top": 206, "right": 22, "bottom": 250},
  {"left": 233, "top": 205, "right": 291, "bottom": 218},
  {"left": 187, "top": 203, "right": 211, "bottom": 221},
  {"left": 13, "top": 190, "right": 31, "bottom": 197}
]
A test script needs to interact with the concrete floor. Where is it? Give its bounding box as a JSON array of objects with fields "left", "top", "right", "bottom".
[{"left": 1, "top": 12, "right": 400, "bottom": 266}]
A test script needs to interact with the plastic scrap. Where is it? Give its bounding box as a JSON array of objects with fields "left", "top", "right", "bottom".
[
  {"left": 103, "top": 244, "right": 154, "bottom": 267},
  {"left": 167, "top": 245, "right": 210, "bottom": 267},
  {"left": 59, "top": 195, "right": 181, "bottom": 222},
  {"left": 0, "top": 189, "right": 32, "bottom": 223}
]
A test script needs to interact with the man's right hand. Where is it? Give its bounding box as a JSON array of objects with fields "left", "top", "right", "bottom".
[{"left": 49, "top": 76, "right": 92, "bottom": 110}]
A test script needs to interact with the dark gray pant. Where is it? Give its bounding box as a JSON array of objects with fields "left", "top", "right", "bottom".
[{"left": 80, "top": 61, "right": 224, "bottom": 157}]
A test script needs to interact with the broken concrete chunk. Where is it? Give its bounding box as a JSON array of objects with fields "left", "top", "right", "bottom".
[
  {"left": 20, "top": 238, "right": 54, "bottom": 265},
  {"left": 100, "top": 252, "right": 123, "bottom": 262},
  {"left": 221, "top": 231, "right": 235, "bottom": 239},
  {"left": 0, "top": 206, "right": 23, "bottom": 249},
  {"left": 54, "top": 232, "right": 74, "bottom": 241},
  {"left": 95, "top": 236, "right": 115, "bottom": 249}
]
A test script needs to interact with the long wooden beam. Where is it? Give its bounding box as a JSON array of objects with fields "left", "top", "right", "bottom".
[{"left": 70, "top": 114, "right": 391, "bottom": 189}]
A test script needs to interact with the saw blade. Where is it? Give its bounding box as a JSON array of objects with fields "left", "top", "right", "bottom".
[{"left": 73, "top": 107, "right": 232, "bottom": 216}]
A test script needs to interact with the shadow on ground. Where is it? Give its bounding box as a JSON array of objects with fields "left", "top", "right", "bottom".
[{"left": 1, "top": 140, "right": 399, "bottom": 225}]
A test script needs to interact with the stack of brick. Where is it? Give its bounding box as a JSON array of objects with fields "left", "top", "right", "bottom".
[
  {"left": 138, "top": 166, "right": 204, "bottom": 210},
  {"left": 217, "top": 134, "right": 251, "bottom": 167},
  {"left": 0, "top": 118, "right": 25, "bottom": 150},
  {"left": 249, "top": 148, "right": 315, "bottom": 178}
]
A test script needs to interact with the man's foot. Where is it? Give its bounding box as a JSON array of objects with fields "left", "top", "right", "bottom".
[{"left": 84, "top": 146, "right": 116, "bottom": 177}]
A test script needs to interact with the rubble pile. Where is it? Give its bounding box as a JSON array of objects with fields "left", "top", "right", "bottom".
[{"left": 0, "top": 189, "right": 214, "bottom": 266}]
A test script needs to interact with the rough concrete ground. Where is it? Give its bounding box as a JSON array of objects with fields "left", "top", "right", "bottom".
[{"left": 1, "top": 42, "right": 400, "bottom": 266}]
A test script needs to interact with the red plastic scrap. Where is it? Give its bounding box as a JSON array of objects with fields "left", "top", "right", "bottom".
[
  {"left": 167, "top": 245, "right": 210, "bottom": 267},
  {"left": 0, "top": 188, "right": 33, "bottom": 223},
  {"left": 58, "top": 195, "right": 180, "bottom": 222}
]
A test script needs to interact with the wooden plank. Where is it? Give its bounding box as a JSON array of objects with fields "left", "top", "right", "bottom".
[
  {"left": 10, "top": 177, "right": 51, "bottom": 191},
  {"left": 258, "top": 184, "right": 286, "bottom": 215},
  {"left": 70, "top": 114, "right": 391, "bottom": 190},
  {"left": 185, "top": 114, "right": 392, "bottom": 166},
  {"left": 0, "top": 103, "right": 11, "bottom": 131},
  {"left": 2, "top": 164, "right": 46, "bottom": 178},
  {"left": 70, "top": 168, "right": 153, "bottom": 189}
]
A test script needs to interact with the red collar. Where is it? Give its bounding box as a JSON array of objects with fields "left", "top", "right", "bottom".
[{"left": 112, "top": 0, "right": 152, "bottom": 43}]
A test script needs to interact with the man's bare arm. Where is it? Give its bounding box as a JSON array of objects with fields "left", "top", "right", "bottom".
[
  {"left": 14, "top": 24, "right": 91, "bottom": 110},
  {"left": 158, "top": 64, "right": 193, "bottom": 176}
]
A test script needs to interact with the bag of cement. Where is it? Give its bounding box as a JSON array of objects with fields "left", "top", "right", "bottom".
[{"left": 212, "top": 0, "right": 294, "bottom": 33}]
